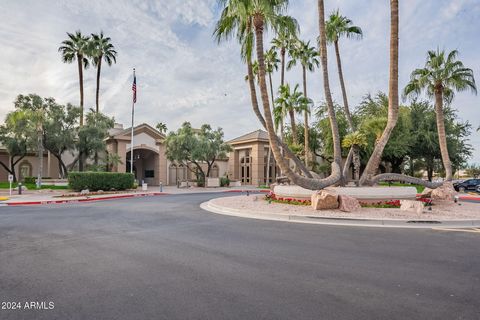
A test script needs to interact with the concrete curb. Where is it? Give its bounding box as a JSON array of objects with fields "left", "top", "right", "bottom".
[
  {"left": 0, "top": 189, "right": 270, "bottom": 206},
  {"left": 200, "top": 200, "right": 480, "bottom": 229}
]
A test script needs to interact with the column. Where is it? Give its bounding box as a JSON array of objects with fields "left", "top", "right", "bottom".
[{"left": 251, "top": 143, "right": 265, "bottom": 186}]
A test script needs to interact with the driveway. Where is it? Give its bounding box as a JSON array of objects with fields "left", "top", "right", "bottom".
[{"left": 1, "top": 193, "right": 479, "bottom": 319}]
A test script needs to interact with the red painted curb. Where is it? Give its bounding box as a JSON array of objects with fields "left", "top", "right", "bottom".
[
  {"left": 5, "top": 192, "right": 170, "bottom": 206},
  {"left": 459, "top": 195, "right": 480, "bottom": 201}
]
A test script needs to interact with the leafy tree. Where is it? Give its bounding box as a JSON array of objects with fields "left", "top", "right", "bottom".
[
  {"left": 89, "top": 32, "right": 117, "bottom": 113},
  {"left": 165, "top": 122, "right": 232, "bottom": 183},
  {"left": 404, "top": 49, "right": 476, "bottom": 181},
  {"left": 43, "top": 103, "right": 80, "bottom": 178},
  {"left": 75, "top": 110, "right": 114, "bottom": 170},
  {"left": 0, "top": 111, "right": 29, "bottom": 182}
]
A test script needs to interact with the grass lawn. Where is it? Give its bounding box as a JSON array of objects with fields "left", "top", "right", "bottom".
[
  {"left": 378, "top": 181, "right": 425, "bottom": 193},
  {"left": 0, "top": 182, "right": 69, "bottom": 190}
]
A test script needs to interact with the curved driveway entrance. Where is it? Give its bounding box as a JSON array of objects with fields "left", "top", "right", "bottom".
[{"left": 1, "top": 193, "right": 479, "bottom": 319}]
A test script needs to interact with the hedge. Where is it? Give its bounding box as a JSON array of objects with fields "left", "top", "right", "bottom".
[{"left": 68, "top": 172, "right": 135, "bottom": 191}]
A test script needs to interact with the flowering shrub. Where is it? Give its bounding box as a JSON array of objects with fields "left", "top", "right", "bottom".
[
  {"left": 265, "top": 192, "right": 311, "bottom": 206},
  {"left": 360, "top": 198, "right": 434, "bottom": 208}
]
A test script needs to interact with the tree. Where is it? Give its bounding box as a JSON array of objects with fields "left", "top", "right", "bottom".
[
  {"left": 0, "top": 111, "right": 29, "bottom": 182},
  {"left": 342, "top": 131, "right": 367, "bottom": 183},
  {"left": 58, "top": 31, "right": 90, "bottom": 126},
  {"left": 89, "top": 32, "right": 117, "bottom": 113},
  {"left": 43, "top": 102, "right": 80, "bottom": 178},
  {"left": 359, "top": 0, "right": 399, "bottom": 186},
  {"left": 272, "top": 27, "right": 298, "bottom": 142},
  {"left": 403, "top": 49, "right": 477, "bottom": 181},
  {"left": 155, "top": 122, "right": 168, "bottom": 134},
  {"left": 326, "top": 9, "right": 362, "bottom": 180},
  {"left": 59, "top": 31, "right": 90, "bottom": 171},
  {"left": 13, "top": 94, "right": 50, "bottom": 187},
  {"left": 214, "top": 0, "right": 313, "bottom": 181},
  {"left": 465, "top": 164, "right": 480, "bottom": 178},
  {"left": 76, "top": 110, "right": 115, "bottom": 169},
  {"left": 165, "top": 122, "right": 231, "bottom": 183},
  {"left": 287, "top": 40, "right": 319, "bottom": 164}
]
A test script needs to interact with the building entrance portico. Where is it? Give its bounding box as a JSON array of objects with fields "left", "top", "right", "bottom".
[{"left": 126, "top": 147, "right": 160, "bottom": 185}]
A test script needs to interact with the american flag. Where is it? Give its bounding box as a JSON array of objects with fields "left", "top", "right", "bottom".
[{"left": 132, "top": 72, "right": 137, "bottom": 103}]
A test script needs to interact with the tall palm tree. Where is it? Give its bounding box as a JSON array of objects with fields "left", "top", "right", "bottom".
[
  {"left": 317, "top": 0, "right": 343, "bottom": 181},
  {"left": 215, "top": 0, "right": 334, "bottom": 188},
  {"left": 89, "top": 32, "right": 117, "bottom": 113},
  {"left": 326, "top": 10, "right": 362, "bottom": 181},
  {"left": 359, "top": 0, "right": 399, "bottom": 186},
  {"left": 403, "top": 49, "right": 476, "bottom": 181},
  {"left": 287, "top": 40, "right": 319, "bottom": 165},
  {"left": 58, "top": 31, "right": 90, "bottom": 126},
  {"left": 264, "top": 47, "right": 280, "bottom": 183},
  {"left": 272, "top": 27, "right": 299, "bottom": 143}
]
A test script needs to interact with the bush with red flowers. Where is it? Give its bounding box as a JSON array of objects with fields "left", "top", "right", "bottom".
[{"left": 265, "top": 192, "right": 311, "bottom": 206}]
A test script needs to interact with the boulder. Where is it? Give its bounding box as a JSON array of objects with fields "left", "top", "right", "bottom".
[
  {"left": 400, "top": 200, "right": 424, "bottom": 214},
  {"left": 431, "top": 182, "right": 456, "bottom": 201},
  {"left": 338, "top": 195, "right": 361, "bottom": 212},
  {"left": 80, "top": 189, "right": 90, "bottom": 195},
  {"left": 420, "top": 188, "right": 433, "bottom": 198},
  {"left": 311, "top": 190, "right": 339, "bottom": 210}
]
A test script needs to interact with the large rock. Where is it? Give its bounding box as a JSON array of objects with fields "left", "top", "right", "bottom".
[
  {"left": 420, "top": 188, "right": 433, "bottom": 198},
  {"left": 400, "top": 200, "right": 424, "bottom": 214},
  {"left": 311, "top": 190, "right": 339, "bottom": 210},
  {"left": 431, "top": 182, "right": 456, "bottom": 201},
  {"left": 338, "top": 195, "right": 361, "bottom": 212}
]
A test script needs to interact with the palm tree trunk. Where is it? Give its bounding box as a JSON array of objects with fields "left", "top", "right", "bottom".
[
  {"left": 280, "top": 48, "right": 285, "bottom": 86},
  {"left": 36, "top": 130, "right": 43, "bottom": 188},
  {"left": 359, "top": 0, "right": 399, "bottom": 186},
  {"left": 95, "top": 57, "right": 102, "bottom": 113},
  {"left": 434, "top": 88, "right": 453, "bottom": 181},
  {"left": 318, "top": 0, "right": 342, "bottom": 173},
  {"left": 302, "top": 66, "right": 310, "bottom": 168},
  {"left": 266, "top": 72, "right": 275, "bottom": 183},
  {"left": 78, "top": 54, "right": 85, "bottom": 171},
  {"left": 353, "top": 145, "right": 361, "bottom": 183},
  {"left": 334, "top": 40, "right": 358, "bottom": 184}
]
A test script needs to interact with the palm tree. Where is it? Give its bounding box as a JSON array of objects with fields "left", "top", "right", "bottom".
[
  {"left": 272, "top": 27, "right": 298, "bottom": 143},
  {"left": 325, "top": 10, "right": 362, "bottom": 130},
  {"left": 326, "top": 10, "right": 362, "bottom": 181},
  {"left": 403, "top": 49, "right": 476, "bottom": 181},
  {"left": 317, "top": 0, "right": 343, "bottom": 182},
  {"left": 215, "top": 0, "right": 340, "bottom": 189},
  {"left": 58, "top": 31, "right": 90, "bottom": 126},
  {"left": 156, "top": 122, "right": 168, "bottom": 134},
  {"left": 287, "top": 40, "right": 319, "bottom": 165},
  {"left": 89, "top": 32, "right": 117, "bottom": 113},
  {"left": 359, "top": 0, "right": 399, "bottom": 186},
  {"left": 342, "top": 131, "right": 367, "bottom": 184}
]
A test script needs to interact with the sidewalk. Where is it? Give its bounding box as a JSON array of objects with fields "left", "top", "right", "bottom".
[{"left": 0, "top": 185, "right": 268, "bottom": 206}]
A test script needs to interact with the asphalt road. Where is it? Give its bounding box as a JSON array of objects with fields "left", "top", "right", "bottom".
[{"left": 1, "top": 193, "right": 479, "bottom": 320}]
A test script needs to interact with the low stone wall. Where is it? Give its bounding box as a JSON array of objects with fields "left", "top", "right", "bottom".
[
  {"left": 274, "top": 185, "right": 417, "bottom": 201},
  {"left": 42, "top": 179, "right": 68, "bottom": 186}
]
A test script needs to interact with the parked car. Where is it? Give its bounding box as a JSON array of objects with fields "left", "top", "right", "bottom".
[
  {"left": 453, "top": 179, "right": 480, "bottom": 192},
  {"left": 476, "top": 185, "right": 480, "bottom": 194}
]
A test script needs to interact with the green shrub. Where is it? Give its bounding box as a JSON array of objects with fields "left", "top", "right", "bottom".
[
  {"left": 23, "top": 176, "right": 36, "bottom": 184},
  {"left": 220, "top": 176, "right": 230, "bottom": 187},
  {"left": 68, "top": 172, "right": 134, "bottom": 191}
]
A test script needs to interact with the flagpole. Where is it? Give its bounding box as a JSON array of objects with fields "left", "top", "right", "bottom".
[{"left": 130, "top": 68, "right": 135, "bottom": 175}]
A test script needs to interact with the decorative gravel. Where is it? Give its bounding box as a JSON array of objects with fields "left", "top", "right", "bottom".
[{"left": 210, "top": 195, "right": 480, "bottom": 220}]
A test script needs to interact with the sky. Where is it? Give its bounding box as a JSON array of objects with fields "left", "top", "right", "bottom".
[{"left": 1, "top": 0, "right": 479, "bottom": 163}]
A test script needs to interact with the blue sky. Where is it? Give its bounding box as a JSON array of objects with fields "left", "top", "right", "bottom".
[{"left": 1, "top": 0, "right": 479, "bottom": 163}]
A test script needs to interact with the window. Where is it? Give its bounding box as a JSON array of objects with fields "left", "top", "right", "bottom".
[{"left": 144, "top": 170, "right": 154, "bottom": 178}]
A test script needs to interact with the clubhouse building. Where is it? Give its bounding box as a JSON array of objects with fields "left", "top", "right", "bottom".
[{"left": 0, "top": 123, "right": 278, "bottom": 186}]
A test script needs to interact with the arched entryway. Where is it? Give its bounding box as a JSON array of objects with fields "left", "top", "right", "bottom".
[{"left": 126, "top": 147, "right": 159, "bottom": 185}]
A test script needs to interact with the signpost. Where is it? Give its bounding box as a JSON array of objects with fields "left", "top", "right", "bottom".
[{"left": 8, "top": 174, "right": 13, "bottom": 196}]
